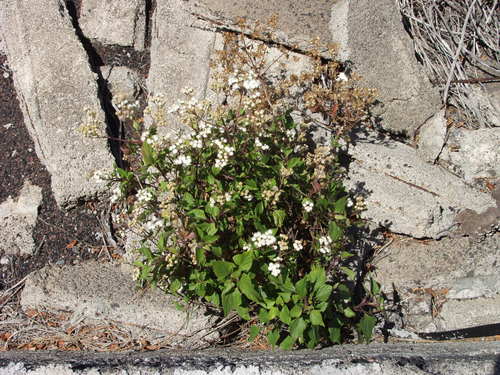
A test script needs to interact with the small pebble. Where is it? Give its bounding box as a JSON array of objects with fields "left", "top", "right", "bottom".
[
  {"left": 11, "top": 150, "right": 17, "bottom": 157},
  {"left": 0, "top": 256, "right": 9, "bottom": 265},
  {"left": 2, "top": 72, "right": 9, "bottom": 79},
  {"left": 3, "top": 123, "right": 12, "bottom": 129},
  {"left": 27, "top": 148, "right": 33, "bottom": 152}
]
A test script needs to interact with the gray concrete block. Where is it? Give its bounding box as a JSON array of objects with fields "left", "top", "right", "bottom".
[
  {"left": 0, "top": 0, "right": 114, "bottom": 208},
  {"left": 20, "top": 261, "right": 218, "bottom": 347},
  {"left": 346, "top": 140, "right": 496, "bottom": 238},
  {"left": 0, "top": 181, "right": 42, "bottom": 256},
  {"left": 417, "top": 108, "right": 447, "bottom": 163},
  {"left": 330, "top": 0, "right": 442, "bottom": 136},
  {"left": 80, "top": 0, "right": 146, "bottom": 50}
]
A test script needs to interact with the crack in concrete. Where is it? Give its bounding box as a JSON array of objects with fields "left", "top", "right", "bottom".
[{"left": 62, "top": 0, "right": 124, "bottom": 168}]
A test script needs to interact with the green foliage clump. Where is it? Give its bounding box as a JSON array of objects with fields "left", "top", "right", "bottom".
[{"left": 105, "top": 27, "right": 381, "bottom": 349}]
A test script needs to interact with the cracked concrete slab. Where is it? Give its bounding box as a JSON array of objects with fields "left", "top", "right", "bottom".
[
  {"left": 0, "top": 181, "right": 42, "bottom": 256},
  {"left": 346, "top": 139, "right": 496, "bottom": 238},
  {"left": 79, "top": 0, "right": 146, "bottom": 50},
  {"left": 0, "top": 0, "right": 114, "bottom": 208},
  {"left": 20, "top": 261, "right": 219, "bottom": 348},
  {"left": 147, "top": 0, "right": 216, "bottom": 134},
  {"left": 330, "top": 0, "right": 442, "bottom": 136}
]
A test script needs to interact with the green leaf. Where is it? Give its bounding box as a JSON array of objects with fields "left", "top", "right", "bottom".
[
  {"left": 271, "top": 209, "right": 286, "bottom": 228},
  {"left": 236, "top": 306, "right": 251, "bottom": 321},
  {"left": 255, "top": 201, "right": 264, "bottom": 216},
  {"left": 290, "top": 305, "right": 302, "bottom": 318},
  {"left": 233, "top": 251, "right": 253, "bottom": 272},
  {"left": 341, "top": 266, "right": 356, "bottom": 281},
  {"left": 289, "top": 318, "right": 307, "bottom": 340},
  {"left": 205, "top": 204, "right": 220, "bottom": 218},
  {"left": 268, "top": 306, "right": 279, "bottom": 320},
  {"left": 328, "top": 327, "right": 341, "bottom": 344},
  {"left": 306, "top": 326, "right": 319, "bottom": 349},
  {"left": 207, "top": 174, "right": 216, "bottom": 185},
  {"left": 183, "top": 192, "right": 195, "bottom": 206},
  {"left": 328, "top": 221, "right": 343, "bottom": 241},
  {"left": 188, "top": 209, "right": 206, "bottom": 220},
  {"left": 258, "top": 308, "right": 269, "bottom": 323},
  {"left": 370, "top": 278, "right": 381, "bottom": 295},
  {"left": 238, "top": 274, "right": 261, "bottom": 303},
  {"left": 295, "top": 278, "right": 308, "bottom": 298},
  {"left": 195, "top": 248, "right": 206, "bottom": 266},
  {"left": 222, "top": 289, "right": 242, "bottom": 316},
  {"left": 334, "top": 196, "right": 348, "bottom": 214},
  {"left": 278, "top": 292, "right": 291, "bottom": 303},
  {"left": 248, "top": 325, "right": 260, "bottom": 342},
  {"left": 142, "top": 142, "right": 154, "bottom": 165},
  {"left": 279, "top": 305, "right": 292, "bottom": 325},
  {"left": 308, "top": 266, "right": 326, "bottom": 293},
  {"left": 343, "top": 307, "right": 356, "bottom": 318},
  {"left": 267, "top": 329, "right": 280, "bottom": 348},
  {"left": 287, "top": 157, "right": 302, "bottom": 169},
  {"left": 212, "top": 261, "right": 235, "bottom": 280},
  {"left": 358, "top": 314, "right": 377, "bottom": 344},
  {"left": 279, "top": 335, "right": 295, "bottom": 350},
  {"left": 309, "top": 310, "right": 325, "bottom": 327}
]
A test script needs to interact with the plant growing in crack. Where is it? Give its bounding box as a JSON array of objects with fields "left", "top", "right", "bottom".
[{"left": 81, "top": 21, "right": 382, "bottom": 349}]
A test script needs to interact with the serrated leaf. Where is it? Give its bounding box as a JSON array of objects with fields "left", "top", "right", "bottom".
[
  {"left": 343, "top": 307, "right": 356, "bottom": 318},
  {"left": 248, "top": 325, "right": 260, "bottom": 342},
  {"left": 290, "top": 304, "right": 302, "bottom": 318},
  {"left": 258, "top": 308, "right": 269, "bottom": 323},
  {"left": 309, "top": 310, "right": 325, "bottom": 327},
  {"left": 315, "top": 284, "right": 333, "bottom": 303},
  {"left": 267, "top": 329, "right": 280, "bottom": 348},
  {"left": 328, "top": 327, "right": 341, "bottom": 344},
  {"left": 183, "top": 192, "right": 195, "bottom": 206},
  {"left": 289, "top": 318, "right": 307, "bottom": 340},
  {"left": 340, "top": 266, "right": 356, "bottom": 281},
  {"left": 268, "top": 306, "right": 279, "bottom": 320},
  {"left": 272, "top": 209, "right": 286, "bottom": 228},
  {"left": 287, "top": 157, "right": 302, "bottom": 169},
  {"left": 358, "top": 314, "right": 377, "bottom": 344},
  {"left": 279, "top": 305, "right": 291, "bottom": 325},
  {"left": 328, "top": 221, "right": 343, "bottom": 241},
  {"left": 295, "top": 278, "right": 307, "bottom": 298},
  {"left": 238, "top": 274, "right": 261, "bottom": 303},
  {"left": 188, "top": 209, "right": 206, "bottom": 220},
  {"left": 236, "top": 306, "right": 251, "bottom": 321},
  {"left": 279, "top": 335, "right": 295, "bottom": 350},
  {"left": 233, "top": 251, "right": 253, "bottom": 272},
  {"left": 222, "top": 289, "right": 242, "bottom": 316},
  {"left": 212, "top": 261, "right": 234, "bottom": 280}
]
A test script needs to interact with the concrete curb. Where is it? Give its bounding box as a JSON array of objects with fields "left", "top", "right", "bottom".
[{"left": 1, "top": 342, "right": 499, "bottom": 374}]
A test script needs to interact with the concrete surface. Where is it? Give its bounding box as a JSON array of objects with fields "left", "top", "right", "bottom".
[
  {"left": 330, "top": 0, "right": 442, "bottom": 136},
  {"left": 0, "top": 342, "right": 499, "bottom": 374},
  {"left": 416, "top": 108, "right": 447, "bottom": 163},
  {"left": 147, "top": 0, "right": 216, "bottom": 134},
  {"left": 345, "top": 139, "right": 496, "bottom": 238},
  {"left": 20, "top": 261, "right": 219, "bottom": 348},
  {"left": 440, "top": 128, "right": 500, "bottom": 185},
  {"left": 0, "top": 181, "right": 42, "bottom": 256},
  {"left": 79, "top": 0, "right": 146, "bottom": 50},
  {"left": 0, "top": 0, "right": 114, "bottom": 208}
]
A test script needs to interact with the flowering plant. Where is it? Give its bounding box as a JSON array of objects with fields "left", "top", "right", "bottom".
[{"left": 99, "top": 27, "right": 380, "bottom": 349}]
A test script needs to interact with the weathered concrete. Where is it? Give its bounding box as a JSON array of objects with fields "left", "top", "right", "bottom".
[
  {"left": 0, "top": 181, "right": 42, "bottom": 256},
  {"left": 1, "top": 342, "right": 499, "bottom": 374},
  {"left": 102, "top": 66, "right": 140, "bottom": 101},
  {"left": 0, "top": 0, "right": 114, "bottom": 208},
  {"left": 440, "top": 128, "right": 500, "bottom": 185},
  {"left": 330, "top": 0, "right": 442, "bottom": 136},
  {"left": 147, "top": 0, "right": 216, "bottom": 134},
  {"left": 417, "top": 108, "right": 447, "bottom": 163},
  {"left": 375, "top": 233, "right": 500, "bottom": 332},
  {"left": 345, "top": 139, "right": 496, "bottom": 238},
  {"left": 20, "top": 261, "right": 218, "bottom": 348},
  {"left": 79, "top": 0, "right": 146, "bottom": 50}
]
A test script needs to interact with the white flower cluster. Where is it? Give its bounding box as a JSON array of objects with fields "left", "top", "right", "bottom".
[
  {"left": 293, "top": 240, "right": 303, "bottom": 251},
  {"left": 268, "top": 261, "right": 281, "bottom": 277},
  {"left": 286, "top": 129, "right": 296, "bottom": 141},
  {"left": 213, "top": 138, "right": 235, "bottom": 169},
  {"left": 251, "top": 230, "right": 277, "bottom": 249},
  {"left": 318, "top": 235, "right": 333, "bottom": 254},
  {"left": 143, "top": 216, "right": 164, "bottom": 232},
  {"left": 242, "top": 191, "right": 253, "bottom": 201},
  {"left": 173, "top": 154, "right": 192, "bottom": 167},
  {"left": 255, "top": 137, "right": 269, "bottom": 151},
  {"left": 136, "top": 188, "right": 154, "bottom": 203},
  {"left": 302, "top": 199, "right": 314, "bottom": 212},
  {"left": 114, "top": 97, "right": 140, "bottom": 120},
  {"left": 110, "top": 185, "right": 121, "bottom": 204}
]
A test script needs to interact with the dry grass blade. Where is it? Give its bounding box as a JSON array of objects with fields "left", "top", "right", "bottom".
[{"left": 398, "top": 0, "right": 499, "bottom": 128}]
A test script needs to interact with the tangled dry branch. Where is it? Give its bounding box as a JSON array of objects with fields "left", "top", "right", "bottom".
[{"left": 398, "top": 0, "right": 499, "bottom": 128}]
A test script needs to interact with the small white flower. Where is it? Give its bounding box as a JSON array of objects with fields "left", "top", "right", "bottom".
[
  {"left": 136, "top": 188, "right": 154, "bottom": 203},
  {"left": 293, "top": 240, "right": 303, "bottom": 251},
  {"left": 255, "top": 138, "right": 269, "bottom": 151},
  {"left": 243, "top": 191, "right": 253, "bottom": 201},
  {"left": 319, "top": 235, "right": 332, "bottom": 246},
  {"left": 251, "top": 230, "right": 276, "bottom": 248},
  {"left": 144, "top": 216, "right": 164, "bottom": 232},
  {"left": 286, "top": 129, "right": 296, "bottom": 140},
  {"left": 173, "top": 155, "right": 192, "bottom": 167},
  {"left": 268, "top": 262, "right": 281, "bottom": 277},
  {"left": 110, "top": 185, "right": 121, "bottom": 203},
  {"left": 190, "top": 138, "right": 203, "bottom": 149},
  {"left": 336, "top": 72, "right": 348, "bottom": 82},
  {"left": 224, "top": 192, "right": 232, "bottom": 202},
  {"left": 302, "top": 200, "right": 314, "bottom": 213},
  {"left": 243, "top": 78, "right": 260, "bottom": 90},
  {"left": 347, "top": 198, "right": 354, "bottom": 208}
]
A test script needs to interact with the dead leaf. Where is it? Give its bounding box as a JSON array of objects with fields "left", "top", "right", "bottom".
[
  {"left": 25, "top": 309, "right": 38, "bottom": 318},
  {"left": 66, "top": 240, "right": 78, "bottom": 249}
]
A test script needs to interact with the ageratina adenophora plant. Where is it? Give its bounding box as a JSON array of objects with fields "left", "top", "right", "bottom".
[{"left": 87, "top": 25, "right": 382, "bottom": 349}]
